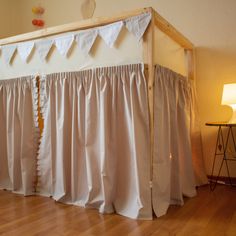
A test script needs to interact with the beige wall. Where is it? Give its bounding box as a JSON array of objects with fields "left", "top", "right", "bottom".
[
  {"left": 0, "top": 0, "right": 83, "bottom": 38},
  {"left": 15, "top": 0, "right": 83, "bottom": 34},
  {"left": 0, "top": 0, "right": 17, "bottom": 38},
  {"left": 1, "top": 0, "right": 236, "bottom": 176}
]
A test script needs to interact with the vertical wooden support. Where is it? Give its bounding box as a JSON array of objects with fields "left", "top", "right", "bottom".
[
  {"left": 142, "top": 9, "right": 155, "bottom": 186},
  {"left": 185, "top": 48, "right": 195, "bottom": 80}
]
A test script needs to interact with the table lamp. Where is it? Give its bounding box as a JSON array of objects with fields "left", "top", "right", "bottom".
[{"left": 221, "top": 83, "right": 236, "bottom": 123}]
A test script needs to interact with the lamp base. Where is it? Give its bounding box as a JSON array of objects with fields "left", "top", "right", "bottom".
[{"left": 228, "top": 105, "right": 236, "bottom": 123}]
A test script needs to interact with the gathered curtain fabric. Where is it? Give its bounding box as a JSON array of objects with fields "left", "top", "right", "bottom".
[
  {"left": 152, "top": 65, "right": 205, "bottom": 217},
  {"left": 0, "top": 77, "right": 38, "bottom": 195},
  {"left": 37, "top": 64, "right": 152, "bottom": 219},
  {"left": 189, "top": 80, "right": 208, "bottom": 186},
  {"left": 0, "top": 63, "right": 206, "bottom": 220}
]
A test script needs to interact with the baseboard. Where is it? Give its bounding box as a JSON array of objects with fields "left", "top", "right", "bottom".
[{"left": 207, "top": 175, "right": 236, "bottom": 186}]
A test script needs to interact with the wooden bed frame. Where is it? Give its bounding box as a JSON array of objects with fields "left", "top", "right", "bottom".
[{"left": 0, "top": 7, "right": 195, "bottom": 197}]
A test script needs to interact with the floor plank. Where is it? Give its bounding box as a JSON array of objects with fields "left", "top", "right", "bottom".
[{"left": 0, "top": 185, "right": 235, "bottom": 236}]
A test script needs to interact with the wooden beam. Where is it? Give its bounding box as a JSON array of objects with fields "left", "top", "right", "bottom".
[
  {"left": 154, "top": 11, "right": 194, "bottom": 50},
  {"left": 143, "top": 9, "right": 155, "bottom": 184},
  {"left": 0, "top": 8, "right": 152, "bottom": 46}
]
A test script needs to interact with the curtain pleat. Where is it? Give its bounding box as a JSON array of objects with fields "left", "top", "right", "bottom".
[
  {"left": 189, "top": 80, "right": 208, "bottom": 186},
  {"left": 0, "top": 77, "right": 37, "bottom": 195},
  {"left": 38, "top": 64, "right": 152, "bottom": 219},
  {"left": 153, "top": 65, "right": 197, "bottom": 217}
]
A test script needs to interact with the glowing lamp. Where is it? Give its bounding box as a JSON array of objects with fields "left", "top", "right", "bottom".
[{"left": 221, "top": 83, "right": 236, "bottom": 123}]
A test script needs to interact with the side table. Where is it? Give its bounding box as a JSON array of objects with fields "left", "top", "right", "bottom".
[{"left": 205, "top": 122, "right": 236, "bottom": 190}]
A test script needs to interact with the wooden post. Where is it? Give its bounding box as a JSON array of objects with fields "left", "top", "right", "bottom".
[
  {"left": 185, "top": 48, "right": 195, "bottom": 80},
  {"left": 142, "top": 9, "right": 155, "bottom": 186}
]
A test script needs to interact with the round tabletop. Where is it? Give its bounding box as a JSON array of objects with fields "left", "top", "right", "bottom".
[{"left": 205, "top": 122, "right": 236, "bottom": 127}]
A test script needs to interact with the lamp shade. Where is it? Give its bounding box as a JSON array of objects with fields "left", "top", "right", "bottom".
[{"left": 221, "top": 83, "right": 236, "bottom": 105}]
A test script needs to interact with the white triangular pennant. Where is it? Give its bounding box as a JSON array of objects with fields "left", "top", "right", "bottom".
[
  {"left": 17, "top": 41, "right": 35, "bottom": 62},
  {"left": 75, "top": 29, "right": 98, "bottom": 55},
  {"left": 36, "top": 39, "right": 54, "bottom": 62},
  {"left": 55, "top": 34, "right": 74, "bottom": 57},
  {"left": 99, "top": 21, "right": 123, "bottom": 48},
  {"left": 2, "top": 44, "right": 17, "bottom": 64},
  {"left": 125, "top": 12, "right": 152, "bottom": 41}
]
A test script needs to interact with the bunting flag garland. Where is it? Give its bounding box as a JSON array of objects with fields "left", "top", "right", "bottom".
[
  {"left": 36, "top": 39, "right": 54, "bottom": 62},
  {"left": 55, "top": 34, "right": 74, "bottom": 57},
  {"left": 75, "top": 29, "right": 98, "bottom": 55},
  {"left": 17, "top": 41, "right": 35, "bottom": 62},
  {"left": 2, "top": 44, "right": 17, "bottom": 64},
  {"left": 125, "top": 12, "right": 152, "bottom": 41},
  {"left": 0, "top": 12, "right": 152, "bottom": 65},
  {"left": 99, "top": 21, "right": 123, "bottom": 48}
]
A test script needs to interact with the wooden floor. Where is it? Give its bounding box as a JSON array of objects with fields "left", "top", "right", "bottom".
[{"left": 0, "top": 185, "right": 235, "bottom": 236}]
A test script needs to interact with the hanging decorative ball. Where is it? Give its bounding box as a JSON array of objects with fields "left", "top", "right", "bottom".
[
  {"left": 32, "top": 6, "right": 45, "bottom": 15},
  {"left": 32, "top": 19, "right": 38, "bottom": 26},
  {"left": 32, "top": 19, "right": 45, "bottom": 27},
  {"left": 32, "top": 7, "right": 38, "bottom": 14},
  {"left": 37, "top": 19, "right": 45, "bottom": 27},
  {"left": 32, "top": 5, "right": 45, "bottom": 28},
  {"left": 37, "top": 7, "right": 45, "bottom": 14}
]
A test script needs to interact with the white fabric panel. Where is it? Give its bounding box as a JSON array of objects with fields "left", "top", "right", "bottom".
[
  {"left": 0, "top": 77, "right": 37, "bottom": 195},
  {"left": 75, "top": 29, "right": 98, "bottom": 55},
  {"left": 36, "top": 39, "right": 54, "bottom": 62},
  {"left": 2, "top": 44, "right": 17, "bottom": 65},
  {"left": 98, "top": 21, "right": 123, "bottom": 48},
  {"left": 55, "top": 35, "right": 74, "bottom": 57},
  {"left": 153, "top": 65, "right": 196, "bottom": 217},
  {"left": 125, "top": 12, "right": 152, "bottom": 41},
  {"left": 38, "top": 64, "right": 152, "bottom": 219},
  {"left": 17, "top": 42, "right": 35, "bottom": 62}
]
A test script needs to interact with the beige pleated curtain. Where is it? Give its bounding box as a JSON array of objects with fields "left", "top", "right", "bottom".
[
  {"left": 0, "top": 77, "right": 38, "bottom": 195},
  {"left": 37, "top": 64, "right": 152, "bottom": 219},
  {"left": 189, "top": 80, "right": 208, "bottom": 185},
  {"left": 0, "top": 63, "right": 207, "bottom": 219},
  {"left": 152, "top": 65, "right": 207, "bottom": 217}
]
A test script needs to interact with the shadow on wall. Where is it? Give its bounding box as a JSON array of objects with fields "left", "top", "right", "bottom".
[{"left": 195, "top": 47, "right": 236, "bottom": 177}]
